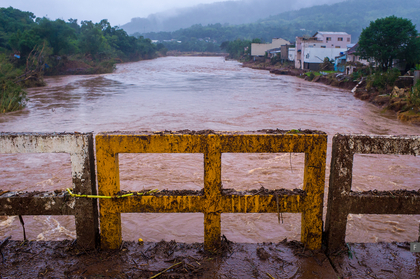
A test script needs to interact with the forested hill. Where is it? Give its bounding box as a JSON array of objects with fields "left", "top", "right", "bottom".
[
  {"left": 141, "top": 0, "right": 420, "bottom": 44},
  {"left": 121, "top": 0, "right": 344, "bottom": 34},
  {"left": 257, "top": 0, "right": 420, "bottom": 41}
]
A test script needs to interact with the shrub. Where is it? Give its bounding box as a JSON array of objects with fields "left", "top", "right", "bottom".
[
  {"left": 1, "top": 80, "right": 28, "bottom": 113},
  {"left": 410, "top": 81, "right": 420, "bottom": 107},
  {"left": 366, "top": 68, "right": 401, "bottom": 90},
  {"left": 308, "top": 72, "right": 315, "bottom": 81},
  {"left": 320, "top": 57, "right": 334, "bottom": 71}
]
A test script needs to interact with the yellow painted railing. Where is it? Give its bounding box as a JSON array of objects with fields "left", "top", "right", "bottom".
[{"left": 96, "top": 131, "right": 327, "bottom": 250}]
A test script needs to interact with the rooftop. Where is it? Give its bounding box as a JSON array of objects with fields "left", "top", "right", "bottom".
[{"left": 315, "top": 31, "right": 350, "bottom": 36}]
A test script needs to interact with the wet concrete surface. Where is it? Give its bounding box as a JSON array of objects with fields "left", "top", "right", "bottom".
[
  {"left": 2, "top": 238, "right": 420, "bottom": 278},
  {"left": 330, "top": 242, "right": 420, "bottom": 279},
  {"left": 0, "top": 239, "right": 337, "bottom": 278}
]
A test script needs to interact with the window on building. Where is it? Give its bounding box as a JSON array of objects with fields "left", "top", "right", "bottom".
[
  {"left": 347, "top": 38, "right": 351, "bottom": 42},
  {"left": 321, "top": 46, "right": 326, "bottom": 48},
  {"left": 326, "top": 37, "right": 331, "bottom": 42},
  {"left": 335, "top": 46, "right": 341, "bottom": 48},
  {"left": 338, "top": 37, "right": 343, "bottom": 41}
]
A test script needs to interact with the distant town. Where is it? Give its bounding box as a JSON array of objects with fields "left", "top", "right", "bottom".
[{"left": 250, "top": 32, "right": 364, "bottom": 74}]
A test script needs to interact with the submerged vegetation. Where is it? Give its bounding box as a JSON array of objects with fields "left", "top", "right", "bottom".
[
  {"left": 0, "top": 54, "right": 27, "bottom": 113},
  {"left": 0, "top": 80, "right": 26, "bottom": 113},
  {"left": 0, "top": 7, "right": 162, "bottom": 113}
]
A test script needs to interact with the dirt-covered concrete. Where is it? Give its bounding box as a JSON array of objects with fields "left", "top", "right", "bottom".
[
  {"left": 0, "top": 239, "right": 337, "bottom": 278},
  {"left": 330, "top": 242, "right": 420, "bottom": 279},
  {"left": 2, "top": 238, "right": 420, "bottom": 278}
]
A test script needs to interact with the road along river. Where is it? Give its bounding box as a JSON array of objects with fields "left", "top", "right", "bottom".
[{"left": 1, "top": 56, "right": 419, "bottom": 244}]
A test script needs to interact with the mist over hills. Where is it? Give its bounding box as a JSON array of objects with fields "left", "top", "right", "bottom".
[
  {"left": 121, "top": 0, "right": 345, "bottom": 34},
  {"left": 137, "top": 0, "right": 420, "bottom": 46},
  {"left": 256, "top": 0, "right": 420, "bottom": 40}
]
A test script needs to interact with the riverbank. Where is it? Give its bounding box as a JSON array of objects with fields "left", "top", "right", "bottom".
[
  {"left": 1, "top": 239, "right": 418, "bottom": 278},
  {"left": 0, "top": 52, "right": 167, "bottom": 114},
  {"left": 241, "top": 60, "right": 420, "bottom": 125},
  {"left": 44, "top": 56, "right": 116, "bottom": 76}
]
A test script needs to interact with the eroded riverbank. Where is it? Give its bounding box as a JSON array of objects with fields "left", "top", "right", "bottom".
[{"left": 241, "top": 59, "right": 420, "bottom": 125}]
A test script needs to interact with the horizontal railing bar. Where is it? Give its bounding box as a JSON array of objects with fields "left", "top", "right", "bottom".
[
  {"left": 99, "top": 194, "right": 305, "bottom": 214},
  {"left": 96, "top": 133, "right": 327, "bottom": 154},
  {"left": 347, "top": 196, "right": 420, "bottom": 215},
  {"left": 0, "top": 196, "right": 76, "bottom": 215}
]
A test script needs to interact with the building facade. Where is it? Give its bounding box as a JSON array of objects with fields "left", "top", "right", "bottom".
[
  {"left": 295, "top": 32, "right": 351, "bottom": 70},
  {"left": 251, "top": 38, "right": 291, "bottom": 57}
]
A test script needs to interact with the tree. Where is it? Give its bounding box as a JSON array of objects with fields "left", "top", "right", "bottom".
[
  {"left": 34, "top": 18, "right": 76, "bottom": 55},
  {"left": 79, "top": 20, "right": 109, "bottom": 59},
  {"left": 358, "top": 16, "right": 420, "bottom": 71}
]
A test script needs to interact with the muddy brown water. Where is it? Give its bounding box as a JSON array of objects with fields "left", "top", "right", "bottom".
[{"left": 1, "top": 56, "right": 420, "bottom": 245}]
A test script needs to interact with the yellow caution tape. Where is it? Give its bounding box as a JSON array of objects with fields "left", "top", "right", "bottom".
[{"left": 66, "top": 188, "right": 159, "bottom": 199}]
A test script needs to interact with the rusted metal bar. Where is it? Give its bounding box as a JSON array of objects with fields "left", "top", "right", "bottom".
[
  {"left": 325, "top": 134, "right": 420, "bottom": 253},
  {"left": 96, "top": 130, "right": 327, "bottom": 251},
  {"left": 0, "top": 133, "right": 99, "bottom": 249}
]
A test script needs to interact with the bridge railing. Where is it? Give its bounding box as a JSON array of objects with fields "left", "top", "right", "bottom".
[
  {"left": 0, "top": 133, "right": 98, "bottom": 248},
  {"left": 325, "top": 134, "right": 420, "bottom": 253},
  {"left": 96, "top": 130, "right": 327, "bottom": 250},
  {"left": 3, "top": 131, "right": 419, "bottom": 251}
]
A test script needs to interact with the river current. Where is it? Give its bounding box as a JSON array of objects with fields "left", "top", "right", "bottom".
[{"left": 1, "top": 56, "right": 419, "bottom": 244}]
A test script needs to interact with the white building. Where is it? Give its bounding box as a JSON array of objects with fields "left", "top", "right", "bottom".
[
  {"left": 295, "top": 32, "right": 351, "bottom": 70},
  {"left": 288, "top": 48, "right": 295, "bottom": 61}
]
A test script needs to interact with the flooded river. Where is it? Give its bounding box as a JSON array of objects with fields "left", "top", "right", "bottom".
[{"left": 1, "top": 56, "right": 419, "bottom": 244}]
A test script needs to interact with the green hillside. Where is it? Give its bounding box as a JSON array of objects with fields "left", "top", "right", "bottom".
[{"left": 142, "top": 0, "right": 420, "bottom": 51}]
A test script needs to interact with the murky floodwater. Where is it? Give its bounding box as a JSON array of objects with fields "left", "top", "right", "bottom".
[{"left": 1, "top": 56, "right": 420, "bottom": 244}]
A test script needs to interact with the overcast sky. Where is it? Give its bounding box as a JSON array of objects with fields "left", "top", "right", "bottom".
[{"left": 0, "top": 0, "right": 225, "bottom": 26}]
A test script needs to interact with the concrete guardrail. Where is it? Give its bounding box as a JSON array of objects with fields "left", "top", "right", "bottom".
[
  {"left": 0, "top": 133, "right": 99, "bottom": 249},
  {"left": 325, "top": 134, "right": 420, "bottom": 253}
]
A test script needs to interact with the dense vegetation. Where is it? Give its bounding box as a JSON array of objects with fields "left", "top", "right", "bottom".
[
  {"left": 219, "top": 39, "right": 263, "bottom": 60},
  {"left": 358, "top": 16, "right": 420, "bottom": 71},
  {"left": 0, "top": 7, "right": 161, "bottom": 113},
  {"left": 139, "top": 0, "right": 420, "bottom": 52}
]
